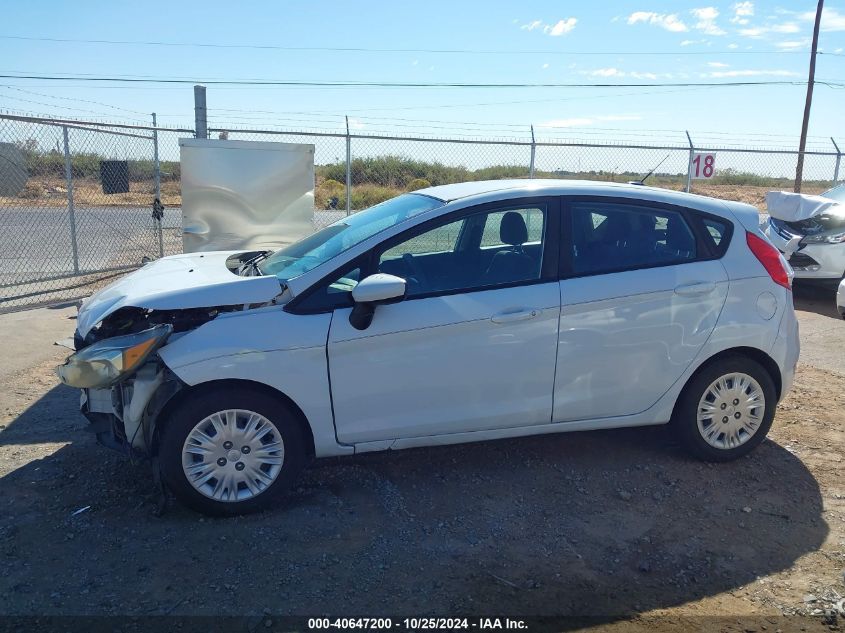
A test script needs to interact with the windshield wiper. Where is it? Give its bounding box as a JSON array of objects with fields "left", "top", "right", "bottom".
[{"left": 238, "top": 251, "right": 271, "bottom": 277}]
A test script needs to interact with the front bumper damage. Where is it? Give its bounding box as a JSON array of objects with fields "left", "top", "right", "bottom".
[{"left": 79, "top": 364, "right": 183, "bottom": 458}]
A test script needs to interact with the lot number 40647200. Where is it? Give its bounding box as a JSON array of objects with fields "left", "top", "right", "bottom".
[{"left": 691, "top": 152, "right": 716, "bottom": 179}]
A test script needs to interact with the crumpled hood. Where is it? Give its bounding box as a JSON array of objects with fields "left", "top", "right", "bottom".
[
  {"left": 76, "top": 251, "right": 283, "bottom": 338},
  {"left": 766, "top": 191, "right": 845, "bottom": 222}
]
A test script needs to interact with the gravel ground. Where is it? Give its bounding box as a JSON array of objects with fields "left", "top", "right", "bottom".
[{"left": 0, "top": 284, "right": 843, "bottom": 631}]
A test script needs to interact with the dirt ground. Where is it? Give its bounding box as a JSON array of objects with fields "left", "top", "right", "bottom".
[{"left": 0, "top": 284, "right": 843, "bottom": 631}]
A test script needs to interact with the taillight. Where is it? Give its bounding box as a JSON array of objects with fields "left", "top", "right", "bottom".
[{"left": 746, "top": 231, "right": 791, "bottom": 290}]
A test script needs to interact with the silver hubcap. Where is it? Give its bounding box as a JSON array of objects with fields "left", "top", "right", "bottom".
[
  {"left": 697, "top": 373, "right": 765, "bottom": 450},
  {"left": 181, "top": 409, "right": 284, "bottom": 503}
]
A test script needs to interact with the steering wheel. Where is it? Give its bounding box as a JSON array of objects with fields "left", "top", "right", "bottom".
[{"left": 402, "top": 253, "right": 430, "bottom": 290}]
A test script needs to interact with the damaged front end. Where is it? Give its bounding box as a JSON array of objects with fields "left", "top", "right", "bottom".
[
  {"left": 56, "top": 248, "right": 289, "bottom": 459},
  {"left": 57, "top": 304, "right": 245, "bottom": 458}
]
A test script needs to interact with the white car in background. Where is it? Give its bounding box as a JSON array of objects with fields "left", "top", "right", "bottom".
[
  {"left": 765, "top": 183, "right": 845, "bottom": 283},
  {"left": 57, "top": 180, "right": 799, "bottom": 516}
]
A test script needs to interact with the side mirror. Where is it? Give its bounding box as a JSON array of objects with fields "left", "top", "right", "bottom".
[{"left": 349, "top": 273, "right": 406, "bottom": 330}]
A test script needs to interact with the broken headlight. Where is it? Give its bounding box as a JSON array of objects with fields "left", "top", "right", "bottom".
[
  {"left": 802, "top": 231, "right": 845, "bottom": 244},
  {"left": 56, "top": 324, "right": 172, "bottom": 389}
]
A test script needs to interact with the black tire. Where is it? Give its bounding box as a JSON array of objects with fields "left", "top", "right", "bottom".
[
  {"left": 672, "top": 354, "right": 777, "bottom": 462},
  {"left": 159, "top": 385, "right": 307, "bottom": 516}
]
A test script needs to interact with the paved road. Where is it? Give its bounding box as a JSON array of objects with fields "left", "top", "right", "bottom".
[{"left": 0, "top": 206, "right": 182, "bottom": 286}]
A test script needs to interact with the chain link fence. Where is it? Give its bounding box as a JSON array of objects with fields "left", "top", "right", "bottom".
[
  {"left": 1, "top": 112, "right": 841, "bottom": 312},
  {"left": 0, "top": 115, "right": 188, "bottom": 312}
]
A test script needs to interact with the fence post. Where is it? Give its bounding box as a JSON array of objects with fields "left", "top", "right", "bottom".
[
  {"left": 194, "top": 85, "right": 207, "bottom": 139},
  {"left": 529, "top": 125, "right": 536, "bottom": 178},
  {"left": 62, "top": 125, "right": 80, "bottom": 275},
  {"left": 685, "top": 130, "right": 694, "bottom": 193},
  {"left": 832, "top": 137, "right": 842, "bottom": 184},
  {"left": 345, "top": 115, "right": 352, "bottom": 216},
  {"left": 152, "top": 112, "right": 164, "bottom": 258}
]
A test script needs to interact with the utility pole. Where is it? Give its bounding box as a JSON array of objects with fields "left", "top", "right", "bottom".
[
  {"left": 795, "top": 0, "right": 824, "bottom": 192},
  {"left": 194, "top": 85, "right": 207, "bottom": 139}
]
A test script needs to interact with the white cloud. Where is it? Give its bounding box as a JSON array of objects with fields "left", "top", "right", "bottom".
[
  {"left": 597, "top": 114, "right": 643, "bottom": 121},
  {"left": 705, "top": 69, "right": 799, "bottom": 77},
  {"left": 538, "top": 114, "right": 642, "bottom": 128},
  {"left": 590, "top": 67, "right": 625, "bottom": 77},
  {"left": 521, "top": 17, "right": 577, "bottom": 36},
  {"left": 727, "top": 42, "right": 739, "bottom": 48},
  {"left": 707, "top": 61, "right": 730, "bottom": 67},
  {"left": 627, "top": 12, "right": 689, "bottom": 32},
  {"left": 539, "top": 118, "right": 595, "bottom": 128},
  {"left": 680, "top": 39, "right": 697, "bottom": 45},
  {"left": 771, "top": 22, "right": 800, "bottom": 33},
  {"left": 580, "top": 69, "right": 671, "bottom": 80},
  {"left": 730, "top": 1, "right": 754, "bottom": 24},
  {"left": 348, "top": 118, "right": 366, "bottom": 130},
  {"left": 545, "top": 18, "right": 577, "bottom": 36},
  {"left": 541, "top": 62, "right": 550, "bottom": 69},
  {"left": 776, "top": 39, "right": 809, "bottom": 49},
  {"left": 739, "top": 26, "right": 766, "bottom": 37},
  {"left": 692, "top": 7, "right": 726, "bottom": 35},
  {"left": 836, "top": 47, "right": 844, "bottom": 53},
  {"left": 796, "top": 6, "right": 845, "bottom": 32}
]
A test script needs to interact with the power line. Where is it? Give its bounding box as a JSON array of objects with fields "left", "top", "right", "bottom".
[
  {"left": 0, "top": 34, "right": 833, "bottom": 56},
  {"left": 0, "top": 91, "right": 147, "bottom": 122},
  {"left": 0, "top": 73, "right": 828, "bottom": 89},
  {"left": 0, "top": 85, "right": 150, "bottom": 115}
]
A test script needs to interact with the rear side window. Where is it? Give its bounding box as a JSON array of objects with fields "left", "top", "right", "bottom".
[
  {"left": 699, "top": 217, "right": 730, "bottom": 251},
  {"left": 570, "top": 202, "right": 698, "bottom": 276}
]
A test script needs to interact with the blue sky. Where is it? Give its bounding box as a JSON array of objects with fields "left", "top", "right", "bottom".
[{"left": 1, "top": 0, "right": 844, "bottom": 148}]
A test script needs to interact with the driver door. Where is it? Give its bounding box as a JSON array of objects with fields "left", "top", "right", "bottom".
[{"left": 325, "top": 198, "right": 561, "bottom": 445}]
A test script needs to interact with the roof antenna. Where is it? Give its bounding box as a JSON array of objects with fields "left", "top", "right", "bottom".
[{"left": 629, "top": 153, "right": 670, "bottom": 186}]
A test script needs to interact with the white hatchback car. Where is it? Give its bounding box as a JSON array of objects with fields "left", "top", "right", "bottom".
[{"left": 58, "top": 180, "right": 799, "bottom": 515}]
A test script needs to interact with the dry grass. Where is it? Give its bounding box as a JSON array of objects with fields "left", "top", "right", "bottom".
[
  {"left": 0, "top": 178, "right": 181, "bottom": 208},
  {"left": 0, "top": 177, "right": 831, "bottom": 212}
]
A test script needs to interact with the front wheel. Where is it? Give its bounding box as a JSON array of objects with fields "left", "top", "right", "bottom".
[
  {"left": 673, "top": 355, "right": 777, "bottom": 462},
  {"left": 159, "top": 386, "right": 307, "bottom": 516}
]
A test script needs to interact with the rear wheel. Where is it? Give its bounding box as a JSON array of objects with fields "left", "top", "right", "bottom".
[
  {"left": 673, "top": 355, "right": 777, "bottom": 462},
  {"left": 159, "top": 386, "right": 307, "bottom": 516}
]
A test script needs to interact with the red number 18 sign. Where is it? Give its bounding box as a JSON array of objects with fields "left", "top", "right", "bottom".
[{"left": 691, "top": 153, "right": 716, "bottom": 179}]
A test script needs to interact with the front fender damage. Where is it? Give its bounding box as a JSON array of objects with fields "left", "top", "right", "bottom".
[{"left": 82, "top": 365, "right": 185, "bottom": 459}]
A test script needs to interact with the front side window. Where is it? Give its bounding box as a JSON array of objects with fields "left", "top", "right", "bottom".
[
  {"left": 570, "top": 202, "right": 697, "bottom": 276},
  {"left": 377, "top": 204, "right": 547, "bottom": 298},
  {"left": 258, "top": 193, "right": 442, "bottom": 280}
]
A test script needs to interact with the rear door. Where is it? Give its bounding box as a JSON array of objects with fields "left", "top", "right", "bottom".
[{"left": 554, "top": 197, "right": 730, "bottom": 422}]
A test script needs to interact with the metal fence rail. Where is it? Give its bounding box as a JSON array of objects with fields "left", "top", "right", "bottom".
[{"left": 1, "top": 112, "right": 842, "bottom": 312}]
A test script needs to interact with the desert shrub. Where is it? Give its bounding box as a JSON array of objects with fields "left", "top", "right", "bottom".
[
  {"left": 351, "top": 184, "right": 400, "bottom": 209},
  {"left": 320, "top": 179, "right": 345, "bottom": 197},
  {"left": 315, "top": 179, "right": 346, "bottom": 209},
  {"left": 406, "top": 178, "right": 431, "bottom": 191},
  {"left": 20, "top": 181, "right": 46, "bottom": 199}
]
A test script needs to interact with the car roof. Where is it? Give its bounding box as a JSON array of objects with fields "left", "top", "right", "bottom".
[{"left": 419, "top": 178, "right": 695, "bottom": 204}]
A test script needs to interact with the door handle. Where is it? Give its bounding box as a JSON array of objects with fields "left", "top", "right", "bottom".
[
  {"left": 491, "top": 308, "right": 540, "bottom": 324},
  {"left": 674, "top": 281, "right": 716, "bottom": 297}
]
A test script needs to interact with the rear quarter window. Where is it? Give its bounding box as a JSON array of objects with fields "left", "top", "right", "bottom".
[{"left": 697, "top": 216, "right": 732, "bottom": 255}]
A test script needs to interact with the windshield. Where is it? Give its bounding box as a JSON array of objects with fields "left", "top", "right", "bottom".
[
  {"left": 258, "top": 193, "right": 443, "bottom": 279},
  {"left": 823, "top": 183, "right": 845, "bottom": 203}
]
